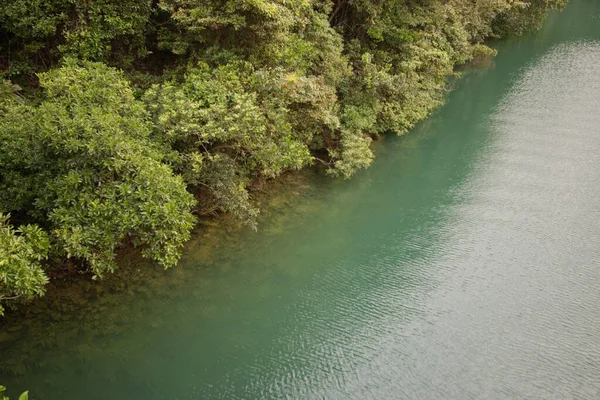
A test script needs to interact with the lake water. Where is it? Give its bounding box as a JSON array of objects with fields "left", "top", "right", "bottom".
[{"left": 2, "top": 1, "right": 600, "bottom": 398}]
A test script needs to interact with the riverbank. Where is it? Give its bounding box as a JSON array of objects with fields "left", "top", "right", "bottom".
[
  {"left": 0, "top": 167, "right": 332, "bottom": 373},
  {"left": 0, "top": 0, "right": 570, "bottom": 317}
]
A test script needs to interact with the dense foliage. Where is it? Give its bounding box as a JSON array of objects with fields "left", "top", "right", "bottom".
[
  {"left": 0, "top": 214, "right": 48, "bottom": 316},
  {"left": 0, "top": 0, "right": 568, "bottom": 312}
]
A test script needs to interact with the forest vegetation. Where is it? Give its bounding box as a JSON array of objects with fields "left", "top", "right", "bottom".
[{"left": 0, "top": 0, "right": 567, "bottom": 314}]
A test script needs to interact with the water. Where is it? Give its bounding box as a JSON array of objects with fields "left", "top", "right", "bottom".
[{"left": 2, "top": 1, "right": 600, "bottom": 398}]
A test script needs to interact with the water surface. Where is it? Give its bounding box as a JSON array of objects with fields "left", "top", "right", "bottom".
[{"left": 2, "top": 1, "right": 600, "bottom": 398}]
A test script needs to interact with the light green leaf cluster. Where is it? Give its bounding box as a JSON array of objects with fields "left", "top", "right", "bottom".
[
  {"left": 0, "top": 214, "right": 49, "bottom": 316},
  {"left": 144, "top": 61, "right": 324, "bottom": 224},
  {"left": 0, "top": 61, "right": 196, "bottom": 280}
]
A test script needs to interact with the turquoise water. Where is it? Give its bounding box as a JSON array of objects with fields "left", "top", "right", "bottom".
[{"left": 2, "top": 1, "right": 600, "bottom": 398}]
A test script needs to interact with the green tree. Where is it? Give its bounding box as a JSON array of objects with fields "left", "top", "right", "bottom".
[
  {"left": 494, "top": 0, "right": 569, "bottom": 35},
  {"left": 144, "top": 61, "right": 315, "bottom": 224},
  {"left": 0, "top": 0, "right": 153, "bottom": 76},
  {"left": 0, "top": 60, "right": 196, "bottom": 277}
]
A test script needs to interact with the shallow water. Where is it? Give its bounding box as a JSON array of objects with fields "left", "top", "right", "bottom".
[{"left": 2, "top": 1, "right": 600, "bottom": 399}]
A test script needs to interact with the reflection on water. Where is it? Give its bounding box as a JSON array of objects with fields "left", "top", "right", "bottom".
[{"left": 2, "top": 1, "right": 600, "bottom": 399}]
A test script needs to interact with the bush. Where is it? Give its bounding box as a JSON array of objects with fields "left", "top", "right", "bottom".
[{"left": 0, "top": 61, "right": 196, "bottom": 277}]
